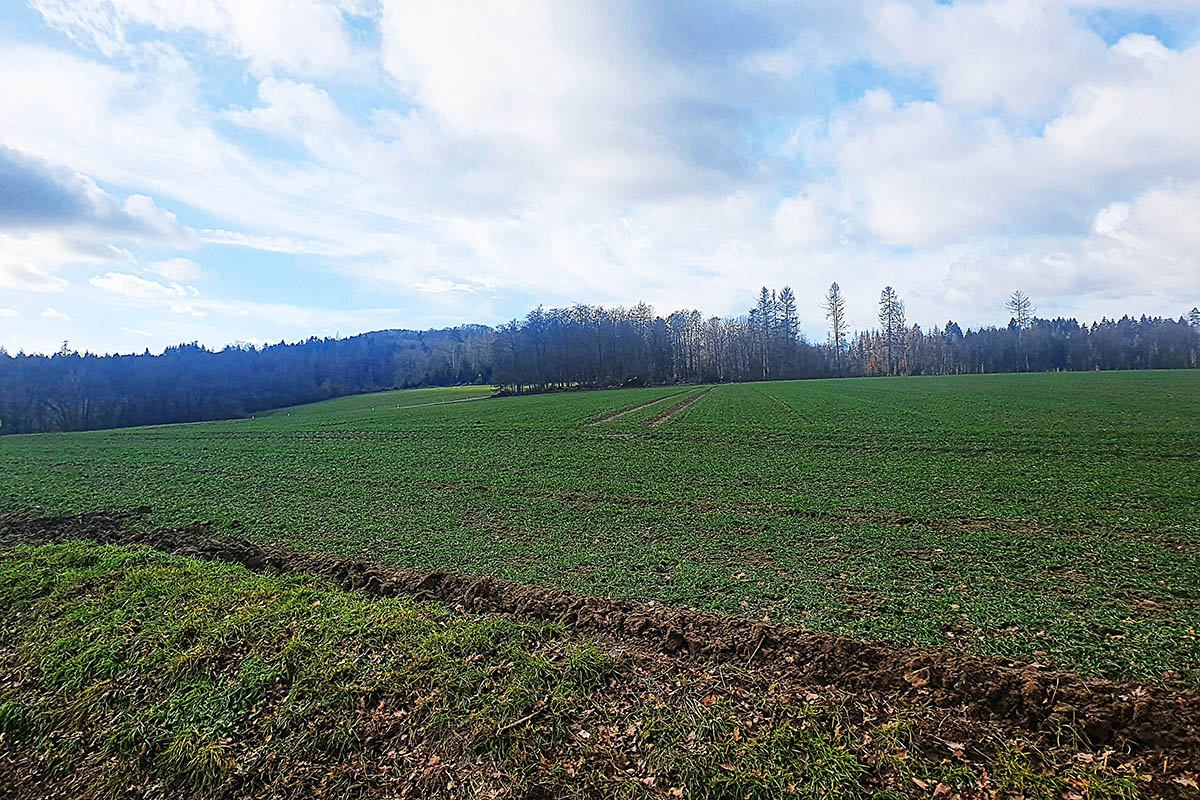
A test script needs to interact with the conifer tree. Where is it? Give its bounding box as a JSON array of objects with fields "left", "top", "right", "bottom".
[{"left": 822, "top": 282, "right": 846, "bottom": 373}]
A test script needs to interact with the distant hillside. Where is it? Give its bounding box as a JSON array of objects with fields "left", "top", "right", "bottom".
[
  {"left": 3, "top": 293, "right": 1198, "bottom": 434},
  {"left": 0, "top": 326, "right": 493, "bottom": 434}
]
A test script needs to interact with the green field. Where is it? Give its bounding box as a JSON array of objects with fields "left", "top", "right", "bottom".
[
  {"left": 4, "top": 540, "right": 1149, "bottom": 799},
  {"left": 2, "top": 372, "right": 1198, "bottom": 686}
]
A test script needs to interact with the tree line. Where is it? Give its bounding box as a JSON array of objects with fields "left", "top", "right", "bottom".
[
  {"left": 0, "top": 327, "right": 492, "bottom": 435},
  {"left": 2, "top": 288, "right": 1198, "bottom": 433},
  {"left": 489, "top": 287, "right": 1200, "bottom": 391}
]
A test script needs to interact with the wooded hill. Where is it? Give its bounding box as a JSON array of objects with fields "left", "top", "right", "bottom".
[{"left": 2, "top": 289, "right": 1198, "bottom": 434}]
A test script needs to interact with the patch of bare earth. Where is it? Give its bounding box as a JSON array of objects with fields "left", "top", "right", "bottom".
[
  {"left": 588, "top": 389, "right": 694, "bottom": 425},
  {"left": 646, "top": 388, "right": 712, "bottom": 427}
]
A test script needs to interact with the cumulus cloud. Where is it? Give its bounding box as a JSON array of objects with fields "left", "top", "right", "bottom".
[
  {"left": 3, "top": 0, "right": 1200, "bottom": 354},
  {"left": 0, "top": 146, "right": 195, "bottom": 298},
  {"left": 29, "top": 0, "right": 363, "bottom": 77},
  {"left": 41, "top": 307, "right": 72, "bottom": 320},
  {"left": 0, "top": 145, "right": 191, "bottom": 242},
  {"left": 90, "top": 271, "right": 195, "bottom": 302},
  {"left": 413, "top": 277, "right": 488, "bottom": 294},
  {"left": 147, "top": 258, "right": 206, "bottom": 281},
  {"left": 0, "top": 257, "right": 69, "bottom": 292},
  {"left": 0, "top": 308, "right": 18, "bottom": 318},
  {"left": 868, "top": 0, "right": 1109, "bottom": 116}
]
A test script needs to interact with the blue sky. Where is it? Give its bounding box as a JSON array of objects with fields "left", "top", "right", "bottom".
[{"left": 1, "top": 0, "right": 1198, "bottom": 355}]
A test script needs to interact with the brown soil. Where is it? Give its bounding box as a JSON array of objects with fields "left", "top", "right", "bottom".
[
  {"left": 588, "top": 389, "right": 693, "bottom": 425},
  {"left": 3, "top": 511, "right": 1197, "bottom": 780},
  {"left": 646, "top": 388, "right": 712, "bottom": 427}
]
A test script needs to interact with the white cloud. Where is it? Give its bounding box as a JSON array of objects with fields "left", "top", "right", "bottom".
[
  {"left": 121, "top": 326, "right": 152, "bottom": 336},
  {"left": 0, "top": 230, "right": 141, "bottom": 293},
  {"left": 377, "top": 0, "right": 699, "bottom": 197},
  {"left": 0, "top": 145, "right": 193, "bottom": 243},
  {"left": 0, "top": 259, "right": 70, "bottom": 293},
  {"left": 0, "top": 308, "right": 18, "bottom": 318},
  {"left": 772, "top": 191, "right": 840, "bottom": 249},
  {"left": 413, "top": 277, "right": 485, "bottom": 294},
  {"left": 868, "top": 0, "right": 1108, "bottom": 116},
  {"left": 222, "top": 77, "right": 355, "bottom": 162},
  {"left": 1, "top": 0, "right": 1198, "bottom": 354},
  {"left": 29, "top": 0, "right": 362, "bottom": 77},
  {"left": 789, "top": 32, "right": 1200, "bottom": 256},
  {"left": 147, "top": 257, "right": 206, "bottom": 281},
  {"left": 90, "top": 271, "right": 193, "bottom": 301},
  {"left": 41, "top": 307, "right": 72, "bottom": 320}
]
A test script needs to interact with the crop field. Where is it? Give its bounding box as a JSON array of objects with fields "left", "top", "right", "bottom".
[
  {"left": 3, "top": 370, "right": 1200, "bottom": 798},
  {"left": 2, "top": 370, "right": 1198, "bottom": 690},
  {"left": 7, "top": 537, "right": 1171, "bottom": 799}
]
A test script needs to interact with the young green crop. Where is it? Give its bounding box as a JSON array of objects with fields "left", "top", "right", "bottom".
[
  {"left": 4, "top": 540, "right": 1145, "bottom": 799},
  {"left": 2, "top": 372, "right": 1198, "bottom": 686}
]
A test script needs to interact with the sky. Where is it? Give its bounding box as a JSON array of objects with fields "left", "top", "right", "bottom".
[{"left": 1, "top": 1, "right": 1199, "bottom": 356}]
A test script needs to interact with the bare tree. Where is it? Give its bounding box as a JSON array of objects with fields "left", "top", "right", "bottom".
[
  {"left": 1006, "top": 291, "right": 1035, "bottom": 329},
  {"left": 1006, "top": 291, "right": 1035, "bottom": 371},
  {"left": 822, "top": 282, "right": 846, "bottom": 373},
  {"left": 878, "top": 286, "right": 906, "bottom": 375}
]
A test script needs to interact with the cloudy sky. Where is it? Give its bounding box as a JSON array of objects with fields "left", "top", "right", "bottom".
[{"left": 1, "top": 1, "right": 1198, "bottom": 355}]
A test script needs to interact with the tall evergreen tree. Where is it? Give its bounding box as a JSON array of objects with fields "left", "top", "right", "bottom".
[
  {"left": 755, "top": 286, "right": 775, "bottom": 379},
  {"left": 878, "top": 286, "right": 906, "bottom": 375},
  {"left": 776, "top": 286, "right": 799, "bottom": 376},
  {"left": 822, "top": 282, "right": 846, "bottom": 373}
]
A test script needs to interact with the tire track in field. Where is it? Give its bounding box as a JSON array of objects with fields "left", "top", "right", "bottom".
[
  {"left": 588, "top": 389, "right": 693, "bottom": 425},
  {"left": 646, "top": 387, "right": 711, "bottom": 427},
  {"left": 753, "top": 386, "right": 813, "bottom": 424},
  {"left": 396, "top": 395, "right": 492, "bottom": 410}
]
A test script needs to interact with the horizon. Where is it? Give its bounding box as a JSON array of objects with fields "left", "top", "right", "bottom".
[
  {"left": 2, "top": 2, "right": 1200, "bottom": 356},
  {"left": 5, "top": 293, "right": 1198, "bottom": 359}
]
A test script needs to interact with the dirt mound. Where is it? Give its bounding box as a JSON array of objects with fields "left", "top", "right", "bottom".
[{"left": 3, "top": 511, "right": 1197, "bottom": 768}]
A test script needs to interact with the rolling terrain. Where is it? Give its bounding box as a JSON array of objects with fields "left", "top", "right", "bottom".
[
  {"left": 3, "top": 372, "right": 1197, "bottom": 685},
  {"left": 2, "top": 371, "right": 1198, "bottom": 797}
]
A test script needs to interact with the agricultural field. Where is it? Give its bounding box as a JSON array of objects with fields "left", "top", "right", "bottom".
[
  {"left": 4, "top": 537, "right": 1168, "bottom": 799},
  {"left": 1, "top": 371, "right": 1198, "bottom": 687},
  {"left": 3, "top": 369, "right": 1200, "bottom": 798}
]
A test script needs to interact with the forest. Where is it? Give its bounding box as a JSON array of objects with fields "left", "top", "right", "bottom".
[{"left": 2, "top": 286, "right": 1198, "bottom": 434}]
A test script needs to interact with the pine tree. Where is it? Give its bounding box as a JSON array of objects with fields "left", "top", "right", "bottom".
[
  {"left": 1190, "top": 307, "right": 1200, "bottom": 368},
  {"left": 776, "top": 286, "right": 799, "bottom": 376},
  {"left": 822, "top": 282, "right": 846, "bottom": 373},
  {"left": 878, "top": 286, "right": 905, "bottom": 376},
  {"left": 755, "top": 287, "right": 775, "bottom": 379}
]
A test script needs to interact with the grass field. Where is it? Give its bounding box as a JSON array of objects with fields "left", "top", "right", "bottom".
[
  {"left": 3, "top": 540, "right": 1154, "bottom": 799},
  {"left": 1, "top": 371, "right": 1198, "bottom": 687}
]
